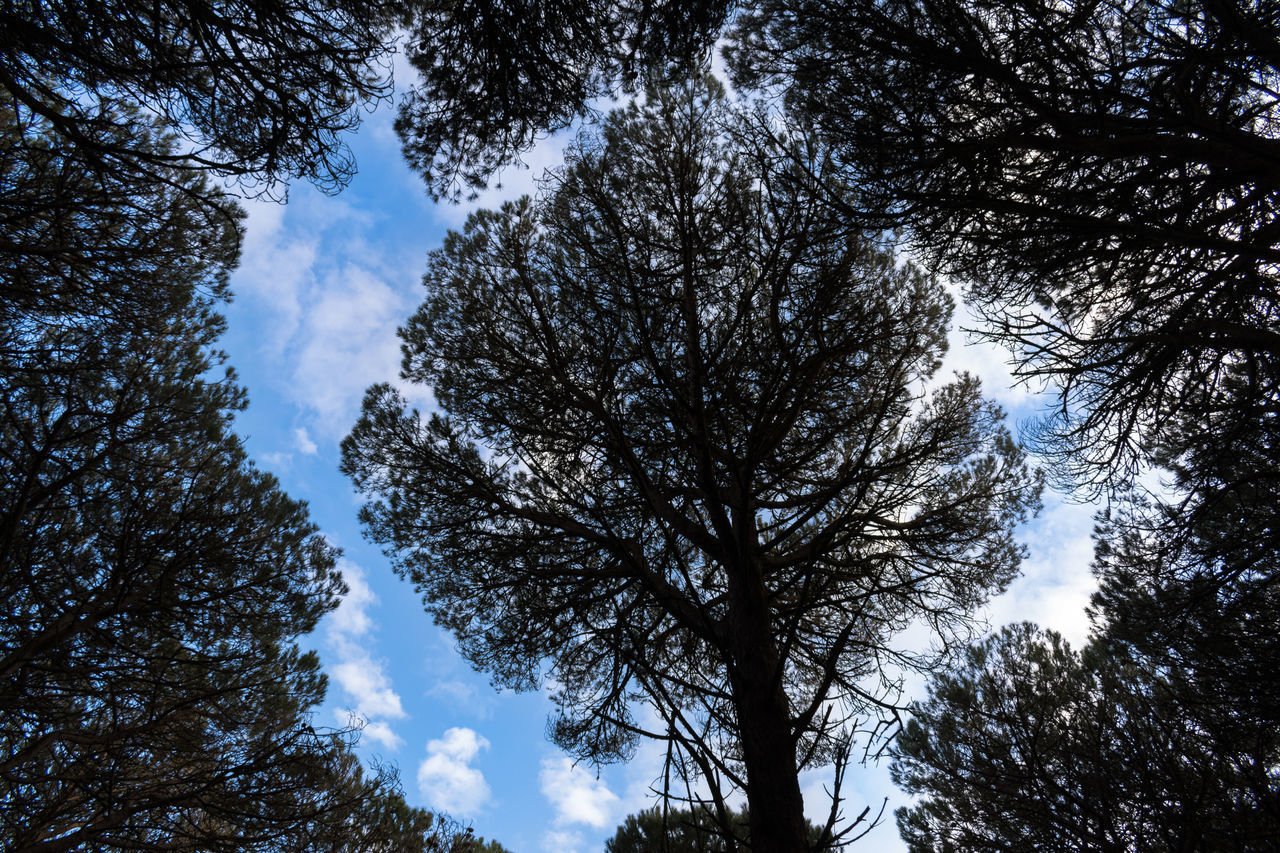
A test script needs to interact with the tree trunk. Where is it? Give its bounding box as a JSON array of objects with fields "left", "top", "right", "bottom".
[{"left": 726, "top": 554, "right": 809, "bottom": 853}]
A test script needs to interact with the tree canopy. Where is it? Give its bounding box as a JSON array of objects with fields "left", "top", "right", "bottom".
[
  {"left": 890, "top": 362, "right": 1280, "bottom": 850},
  {"left": 718, "top": 5, "right": 1280, "bottom": 843},
  {"left": 0, "top": 0, "right": 403, "bottom": 196},
  {"left": 0, "top": 91, "right": 477, "bottom": 853},
  {"left": 10, "top": 0, "right": 1275, "bottom": 846},
  {"left": 729, "top": 0, "right": 1280, "bottom": 491},
  {"left": 606, "top": 804, "right": 830, "bottom": 853},
  {"left": 891, "top": 619, "right": 1280, "bottom": 851},
  {"left": 344, "top": 79, "right": 1040, "bottom": 852},
  {"left": 395, "top": 0, "right": 734, "bottom": 199}
]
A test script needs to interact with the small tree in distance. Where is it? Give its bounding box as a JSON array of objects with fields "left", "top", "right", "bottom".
[
  {"left": 607, "top": 805, "right": 831, "bottom": 853},
  {"left": 344, "top": 78, "right": 1041, "bottom": 852}
]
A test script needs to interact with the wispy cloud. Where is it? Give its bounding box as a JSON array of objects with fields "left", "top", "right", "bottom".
[
  {"left": 988, "top": 494, "right": 1097, "bottom": 646},
  {"left": 427, "top": 679, "right": 495, "bottom": 719},
  {"left": 541, "top": 828, "right": 587, "bottom": 853},
  {"left": 227, "top": 186, "right": 419, "bottom": 443},
  {"left": 418, "top": 727, "right": 493, "bottom": 816},
  {"left": 289, "top": 264, "right": 406, "bottom": 431},
  {"left": 324, "top": 558, "right": 406, "bottom": 749},
  {"left": 232, "top": 198, "right": 316, "bottom": 354}
]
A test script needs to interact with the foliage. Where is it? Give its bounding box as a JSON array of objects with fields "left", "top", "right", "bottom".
[
  {"left": 395, "top": 0, "right": 734, "bottom": 200},
  {"left": 0, "top": 0, "right": 403, "bottom": 195},
  {"left": 725, "top": 4, "right": 1280, "bottom": 845},
  {"left": 606, "top": 805, "right": 830, "bottom": 853},
  {"left": 0, "top": 96, "right": 241, "bottom": 315},
  {"left": 1085, "top": 409, "right": 1280, "bottom": 844},
  {"left": 729, "top": 0, "right": 1280, "bottom": 492},
  {"left": 344, "top": 78, "right": 1040, "bottom": 851},
  {"left": 893, "top": 395, "right": 1280, "bottom": 849},
  {"left": 0, "top": 0, "right": 737, "bottom": 203},
  {"left": 0, "top": 96, "right": 465, "bottom": 853},
  {"left": 891, "top": 620, "right": 1280, "bottom": 851}
]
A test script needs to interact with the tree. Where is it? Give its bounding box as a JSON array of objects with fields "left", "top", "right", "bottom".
[
  {"left": 891, "top": 621, "right": 1280, "bottom": 852},
  {"left": 395, "top": 0, "right": 733, "bottom": 200},
  {"left": 728, "top": 0, "right": 1280, "bottom": 491},
  {"left": 727, "top": 7, "right": 1280, "bottom": 844},
  {"left": 0, "top": 99, "right": 463, "bottom": 853},
  {"left": 343, "top": 79, "right": 1040, "bottom": 852},
  {"left": 892, "top": 392, "right": 1280, "bottom": 850},
  {"left": 0, "top": 95, "right": 240, "bottom": 318},
  {"left": 1090, "top": 397, "right": 1280, "bottom": 717},
  {"left": 0, "top": 0, "right": 403, "bottom": 196},
  {"left": 606, "top": 805, "right": 830, "bottom": 853}
]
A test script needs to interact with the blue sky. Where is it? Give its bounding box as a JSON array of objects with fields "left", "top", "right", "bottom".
[{"left": 219, "top": 86, "right": 1100, "bottom": 853}]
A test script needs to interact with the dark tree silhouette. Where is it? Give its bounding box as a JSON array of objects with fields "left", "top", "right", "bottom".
[
  {"left": 0, "top": 97, "right": 241, "bottom": 315},
  {"left": 606, "top": 804, "right": 831, "bottom": 853},
  {"left": 728, "top": 7, "right": 1280, "bottom": 844},
  {"left": 395, "top": 0, "right": 734, "bottom": 200},
  {"left": 891, "top": 381, "right": 1280, "bottom": 850},
  {"left": 0, "top": 100, "right": 467, "bottom": 853},
  {"left": 729, "top": 0, "right": 1280, "bottom": 491},
  {"left": 343, "top": 80, "right": 1040, "bottom": 852},
  {"left": 892, "top": 620, "right": 1280, "bottom": 851},
  {"left": 0, "top": 0, "right": 403, "bottom": 195}
]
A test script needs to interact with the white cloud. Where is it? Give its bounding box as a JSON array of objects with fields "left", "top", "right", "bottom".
[
  {"left": 323, "top": 559, "right": 406, "bottom": 747},
  {"left": 541, "top": 828, "right": 586, "bottom": 853},
  {"left": 987, "top": 492, "right": 1098, "bottom": 646},
  {"left": 332, "top": 709, "right": 404, "bottom": 751},
  {"left": 228, "top": 184, "right": 422, "bottom": 443},
  {"left": 259, "top": 450, "right": 292, "bottom": 471},
  {"left": 330, "top": 660, "right": 405, "bottom": 720},
  {"left": 540, "top": 756, "right": 620, "bottom": 829},
  {"left": 232, "top": 198, "right": 316, "bottom": 352},
  {"left": 360, "top": 719, "right": 404, "bottom": 750},
  {"left": 428, "top": 679, "right": 495, "bottom": 719},
  {"left": 418, "top": 727, "right": 493, "bottom": 816},
  {"left": 293, "top": 426, "right": 319, "bottom": 455},
  {"left": 290, "top": 264, "right": 407, "bottom": 432},
  {"left": 329, "top": 558, "right": 378, "bottom": 639}
]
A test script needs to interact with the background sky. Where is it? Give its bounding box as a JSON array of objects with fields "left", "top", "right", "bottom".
[{"left": 219, "top": 79, "right": 1100, "bottom": 853}]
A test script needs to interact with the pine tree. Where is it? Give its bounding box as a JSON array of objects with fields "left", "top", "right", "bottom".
[{"left": 344, "top": 78, "right": 1040, "bottom": 851}]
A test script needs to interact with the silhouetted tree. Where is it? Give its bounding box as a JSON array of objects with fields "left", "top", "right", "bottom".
[
  {"left": 893, "top": 388, "right": 1280, "bottom": 850},
  {"left": 0, "top": 95, "right": 241, "bottom": 318},
  {"left": 349, "top": 801, "right": 514, "bottom": 853},
  {"left": 891, "top": 619, "right": 1280, "bottom": 851},
  {"left": 729, "top": 7, "right": 1280, "bottom": 845},
  {"left": 0, "top": 0, "right": 403, "bottom": 195},
  {"left": 0, "top": 100, "right": 461, "bottom": 853},
  {"left": 607, "top": 805, "right": 830, "bottom": 853},
  {"left": 395, "top": 0, "right": 734, "bottom": 199},
  {"left": 344, "top": 79, "right": 1040, "bottom": 852},
  {"left": 729, "top": 0, "right": 1280, "bottom": 491}
]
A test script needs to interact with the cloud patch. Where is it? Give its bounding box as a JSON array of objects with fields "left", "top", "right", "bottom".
[
  {"left": 418, "top": 727, "right": 493, "bottom": 817},
  {"left": 290, "top": 264, "right": 406, "bottom": 430},
  {"left": 293, "top": 427, "right": 318, "bottom": 455},
  {"left": 541, "top": 828, "right": 586, "bottom": 853},
  {"left": 324, "top": 558, "right": 406, "bottom": 748},
  {"left": 540, "top": 756, "right": 620, "bottom": 829},
  {"left": 988, "top": 493, "right": 1098, "bottom": 646}
]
